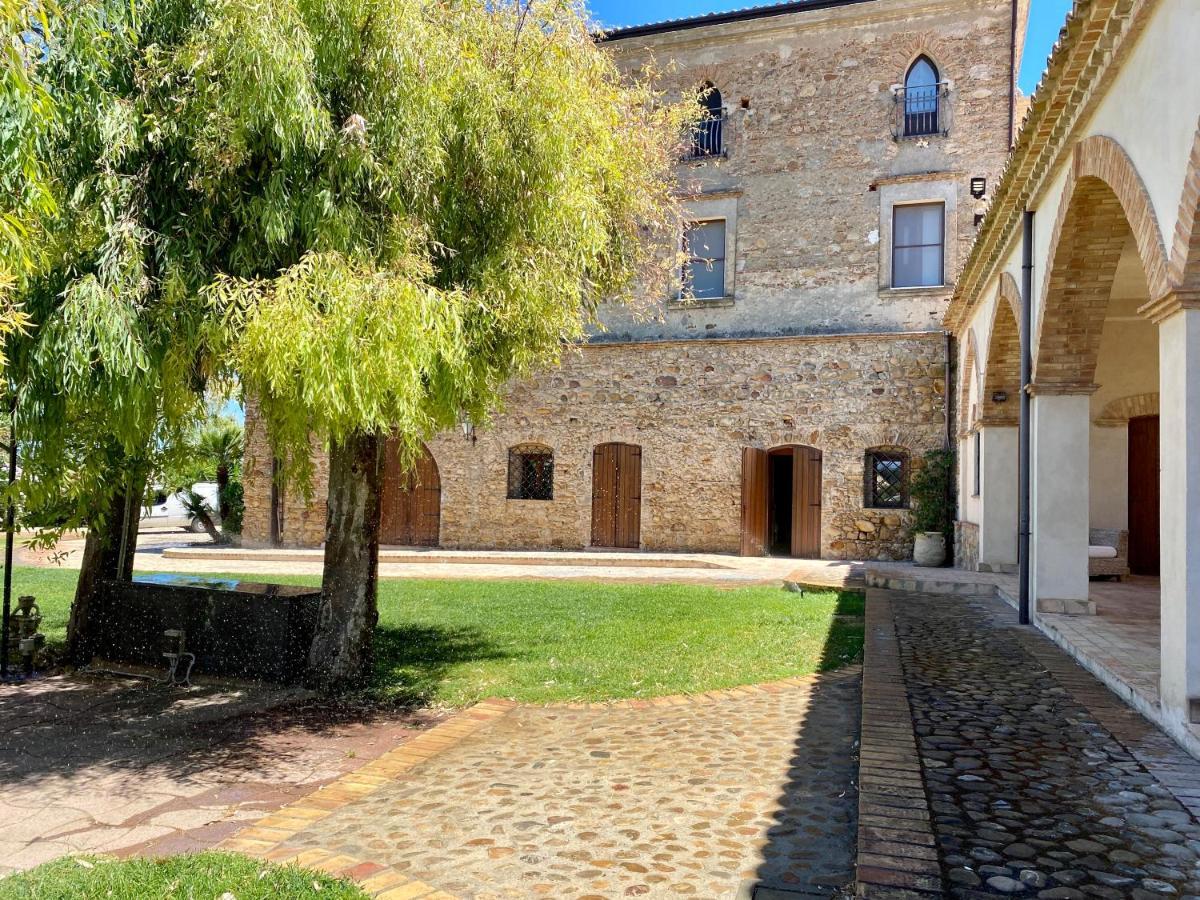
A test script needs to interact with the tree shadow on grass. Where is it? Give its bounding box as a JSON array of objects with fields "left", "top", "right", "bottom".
[{"left": 369, "top": 622, "right": 509, "bottom": 706}]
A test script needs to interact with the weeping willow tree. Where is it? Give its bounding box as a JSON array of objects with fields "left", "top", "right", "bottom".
[
  {"left": 19, "top": 0, "right": 684, "bottom": 684},
  {"left": 207, "top": 0, "right": 688, "bottom": 689}
]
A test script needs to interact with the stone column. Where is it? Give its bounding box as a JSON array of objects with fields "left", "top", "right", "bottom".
[
  {"left": 1030, "top": 390, "right": 1094, "bottom": 615},
  {"left": 978, "top": 424, "right": 1019, "bottom": 571},
  {"left": 1154, "top": 300, "right": 1200, "bottom": 726}
]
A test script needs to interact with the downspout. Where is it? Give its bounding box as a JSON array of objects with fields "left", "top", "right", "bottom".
[
  {"left": 944, "top": 332, "right": 953, "bottom": 449},
  {"left": 1018, "top": 210, "right": 1034, "bottom": 625}
]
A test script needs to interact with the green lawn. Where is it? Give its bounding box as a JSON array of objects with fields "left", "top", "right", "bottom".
[
  {"left": 15, "top": 565, "right": 863, "bottom": 706},
  {"left": 0, "top": 852, "right": 367, "bottom": 899}
]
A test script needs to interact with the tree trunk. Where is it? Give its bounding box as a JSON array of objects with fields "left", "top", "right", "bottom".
[
  {"left": 67, "top": 468, "right": 146, "bottom": 666},
  {"left": 307, "top": 431, "right": 383, "bottom": 692},
  {"left": 216, "top": 463, "right": 230, "bottom": 521}
]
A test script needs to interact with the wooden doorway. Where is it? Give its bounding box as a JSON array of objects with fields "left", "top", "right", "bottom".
[
  {"left": 1128, "top": 415, "right": 1160, "bottom": 576},
  {"left": 740, "top": 445, "right": 822, "bottom": 558},
  {"left": 591, "top": 443, "right": 641, "bottom": 549},
  {"left": 380, "top": 440, "right": 440, "bottom": 547}
]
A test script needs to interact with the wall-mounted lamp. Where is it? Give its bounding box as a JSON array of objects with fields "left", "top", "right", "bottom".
[
  {"left": 991, "top": 390, "right": 1008, "bottom": 403},
  {"left": 970, "top": 176, "right": 987, "bottom": 199},
  {"left": 458, "top": 412, "right": 476, "bottom": 446}
]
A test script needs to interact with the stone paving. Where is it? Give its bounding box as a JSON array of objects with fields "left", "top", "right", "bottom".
[
  {"left": 230, "top": 670, "right": 862, "bottom": 900},
  {"left": 879, "top": 589, "right": 1200, "bottom": 899},
  {"left": 0, "top": 674, "right": 437, "bottom": 875}
]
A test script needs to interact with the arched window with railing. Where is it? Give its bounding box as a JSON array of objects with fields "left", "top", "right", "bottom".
[
  {"left": 688, "top": 82, "right": 725, "bottom": 159},
  {"left": 902, "top": 56, "right": 942, "bottom": 137}
]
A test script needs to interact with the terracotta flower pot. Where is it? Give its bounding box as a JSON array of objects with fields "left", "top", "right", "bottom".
[{"left": 913, "top": 531, "right": 946, "bottom": 567}]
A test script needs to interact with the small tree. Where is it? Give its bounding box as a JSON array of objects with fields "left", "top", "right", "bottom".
[{"left": 196, "top": 418, "right": 243, "bottom": 521}]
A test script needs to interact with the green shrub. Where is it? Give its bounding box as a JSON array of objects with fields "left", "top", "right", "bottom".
[
  {"left": 219, "top": 480, "right": 244, "bottom": 535},
  {"left": 909, "top": 448, "right": 955, "bottom": 542}
]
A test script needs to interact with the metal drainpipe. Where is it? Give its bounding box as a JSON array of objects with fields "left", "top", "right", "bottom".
[{"left": 1018, "top": 210, "right": 1034, "bottom": 625}]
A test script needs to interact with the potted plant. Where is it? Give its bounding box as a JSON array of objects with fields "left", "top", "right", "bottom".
[{"left": 909, "top": 448, "right": 955, "bottom": 567}]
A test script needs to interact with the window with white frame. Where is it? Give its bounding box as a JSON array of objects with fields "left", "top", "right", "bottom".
[
  {"left": 892, "top": 202, "right": 945, "bottom": 288},
  {"left": 682, "top": 220, "right": 726, "bottom": 300}
]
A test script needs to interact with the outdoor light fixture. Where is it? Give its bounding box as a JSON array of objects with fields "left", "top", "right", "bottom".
[
  {"left": 458, "top": 413, "right": 477, "bottom": 446},
  {"left": 970, "top": 176, "right": 987, "bottom": 199},
  {"left": 992, "top": 390, "right": 1008, "bottom": 403}
]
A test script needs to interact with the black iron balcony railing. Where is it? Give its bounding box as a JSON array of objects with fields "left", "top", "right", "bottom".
[
  {"left": 895, "top": 83, "right": 949, "bottom": 139},
  {"left": 684, "top": 111, "right": 726, "bottom": 160}
]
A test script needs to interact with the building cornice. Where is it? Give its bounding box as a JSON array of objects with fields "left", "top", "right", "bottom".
[
  {"left": 578, "top": 329, "right": 945, "bottom": 351},
  {"left": 601, "top": 0, "right": 1010, "bottom": 55},
  {"left": 944, "top": 0, "right": 1160, "bottom": 334}
]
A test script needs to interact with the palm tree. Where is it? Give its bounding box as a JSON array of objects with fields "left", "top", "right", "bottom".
[{"left": 197, "top": 419, "right": 243, "bottom": 522}]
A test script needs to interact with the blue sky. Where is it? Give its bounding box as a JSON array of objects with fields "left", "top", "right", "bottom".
[{"left": 589, "top": 0, "right": 1074, "bottom": 95}]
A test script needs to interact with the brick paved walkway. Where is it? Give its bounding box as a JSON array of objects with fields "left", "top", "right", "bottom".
[
  {"left": 861, "top": 588, "right": 1200, "bottom": 899},
  {"left": 227, "top": 671, "right": 862, "bottom": 899}
]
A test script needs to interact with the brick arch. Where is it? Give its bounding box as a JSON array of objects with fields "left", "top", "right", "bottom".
[
  {"left": 1094, "top": 392, "right": 1160, "bottom": 427},
  {"left": 1168, "top": 121, "right": 1200, "bottom": 294},
  {"left": 982, "top": 280, "right": 1020, "bottom": 426},
  {"left": 1034, "top": 136, "right": 1170, "bottom": 388},
  {"left": 890, "top": 34, "right": 953, "bottom": 86},
  {"left": 958, "top": 328, "right": 980, "bottom": 437}
]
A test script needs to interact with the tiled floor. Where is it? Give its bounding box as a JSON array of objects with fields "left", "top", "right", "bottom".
[{"left": 1039, "top": 577, "right": 1161, "bottom": 706}]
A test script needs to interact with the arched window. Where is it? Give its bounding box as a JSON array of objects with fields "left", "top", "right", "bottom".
[
  {"left": 903, "top": 56, "right": 941, "bottom": 137},
  {"left": 864, "top": 448, "right": 910, "bottom": 509},
  {"left": 689, "top": 82, "right": 724, "bottom": 158},
  {"left": 508, "top": 444, "right": 554, "bottom": 500}
]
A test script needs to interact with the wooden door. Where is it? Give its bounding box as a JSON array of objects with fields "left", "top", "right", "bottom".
[
  {"left": 741, "top": 448, "right": 769, "bottom": 556},
  {"left": 591, "top": 443, "right": 641, "bottom": 548},
  {"left": 791, "top": 446, "right": 822, "bottom": 559},
  {"left": 380, "top": 441, "right": 440, "bottom": 546},
  {"left": 1128, "top": 415, "right": 1160, "bottom": 576}
]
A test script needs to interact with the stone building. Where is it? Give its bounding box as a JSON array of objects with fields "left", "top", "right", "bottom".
[
  {"left": 947, "top": 0, "right": 1200, "bottom": 749},
  {"left": 243, "top": 0, "right": 1029, "bottom": 560}
]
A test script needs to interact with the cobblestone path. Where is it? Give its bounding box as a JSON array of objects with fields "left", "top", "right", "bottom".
[
  {"left": 271, "top": 670, "right": 861, "bottom": 899},
  {"left": 891, "top": 592, "right": 1200, "bottom": 899}
]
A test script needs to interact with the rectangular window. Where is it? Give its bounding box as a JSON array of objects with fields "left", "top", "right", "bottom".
[
  {"left": 892, "top": 203, "right": 944, "bottom": 288},
  {"left": 866, "top": 451, "right": 909, "bottom": 509},
  {"left": 508, "top": 448, "right": 554, "bottom": 501},
  {"left": 972, "top": 431, "right": 981, "bottom": 497},
  {"left": 682, "top": 220, "right": 726, "bottom": 300}
]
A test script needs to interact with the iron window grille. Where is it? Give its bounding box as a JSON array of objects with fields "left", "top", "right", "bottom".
[
  {"left": 508, "top": 447, "right": 554, "bottom": 501},
  {"left": 685, "top": 110, "right": 726, "bottom": 159},
  {"left": 894, "top": 82, "right": 949, "bottom": 139},
  {"left": 866, "top": 450, "right": 909, "bottom": 509}
]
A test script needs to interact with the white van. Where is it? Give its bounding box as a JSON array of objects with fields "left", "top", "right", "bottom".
[{"left": 142, "top": 483, "right": 220, "bottom": 532}]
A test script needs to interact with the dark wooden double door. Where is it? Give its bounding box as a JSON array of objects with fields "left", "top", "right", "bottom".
[
  {"left": 380, "top": 440, "right": 440, "bottom": 547},
  {"left": 741, "top": 445, "right": 822, "bottom": 558},
  {"left": 591, "top": 442, "right": 641, "bottom": 549},
  {"left": 1128, "top": 415, "right": 1159, "bottom": 576}
]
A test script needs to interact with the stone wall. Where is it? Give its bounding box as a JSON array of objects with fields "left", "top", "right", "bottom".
[
  {"left": 955, "top": 519, "right": 980, "bottom": 571},
  {"left": 243, "top": 332, "right": 947, "bottom": 560},
  {"left": 595, "top": 0, "right": 1021, "bottom": 341}
]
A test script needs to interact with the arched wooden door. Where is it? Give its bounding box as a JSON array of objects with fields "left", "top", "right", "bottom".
[
  {"left": 740, "top": 444, "right": 822, "bottom": 558},
  {"left": 591, "top": 443, "right": 641, "bottom": 549},
  {"left": 380, "top": 440, "right": 440, "bottom": 547}
]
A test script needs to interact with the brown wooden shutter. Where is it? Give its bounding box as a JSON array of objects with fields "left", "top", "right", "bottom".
[
  {"left": 740, "top": 447, "right": 769, "bottom": 556},
  {"left": 591, "top": 444, "right": 616, "bottom": 547},
  {"left": 792, "top": 447, "right": 822, "bottom": 559},
  {"left": 616, "top": 444, "right": 642, "bottom": 549}
]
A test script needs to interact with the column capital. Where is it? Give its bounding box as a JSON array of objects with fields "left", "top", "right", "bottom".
[{"left": 1138, "top": 289, "right": 1200, "bottom": 325}]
